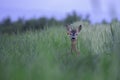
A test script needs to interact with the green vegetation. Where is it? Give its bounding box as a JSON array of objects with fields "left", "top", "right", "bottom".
[
  {"left": 0, "top": 11, "right": 88, "bottom": 34},
  {"left": 0, "top": 21, "right": 120, "bottom": 80}
]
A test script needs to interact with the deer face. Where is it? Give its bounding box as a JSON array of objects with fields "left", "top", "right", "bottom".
[
  {"left": 69, "top": 29, "right": 78, "bottom": 40},
  {"left": 66, "top": 25, "right": 82, "bottom": 40}
]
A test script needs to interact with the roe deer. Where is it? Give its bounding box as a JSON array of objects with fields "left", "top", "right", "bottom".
[{"left": 66, "top": 24, "right": 82, "bottom": 55}]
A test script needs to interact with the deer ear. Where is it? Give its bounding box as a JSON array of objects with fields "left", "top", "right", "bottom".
[
  {"left": 78, "top": 25, "right": 82, "bottom": 32},
  {"left": 66, "top": 24, "right": 71, "bottom": 31}
]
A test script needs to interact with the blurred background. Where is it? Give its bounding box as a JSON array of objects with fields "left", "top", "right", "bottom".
[
  {"left": 0, "top": 0, "right": 120, "bottom": 33},
  {"left": 0, "top": 0, "right": 120, "bottom": 22}
]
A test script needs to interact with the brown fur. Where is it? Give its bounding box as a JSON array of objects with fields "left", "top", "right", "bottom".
[{"left": 66, "top": 25, "right": 82, "bottom": 55}]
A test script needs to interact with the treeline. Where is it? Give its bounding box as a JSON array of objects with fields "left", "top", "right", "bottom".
[
  {"left": 0, "top": 11, "right": 119, "bottom": 34},
  {"left": 0, "top": 11, "right": 91, "bottom": 34}
]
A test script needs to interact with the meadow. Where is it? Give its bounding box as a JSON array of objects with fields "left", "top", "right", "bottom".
[{"left": 0, "top": 21, "right": 120, "bottom": 80}]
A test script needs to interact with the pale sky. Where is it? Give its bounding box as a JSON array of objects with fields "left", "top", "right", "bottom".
[{"left": 0, "top": 0, "right": 120, "bottom": 23}]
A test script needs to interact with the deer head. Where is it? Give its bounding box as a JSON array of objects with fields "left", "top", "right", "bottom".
[{"left": 66, "top": 24, "right": 82, "bottom": 40}]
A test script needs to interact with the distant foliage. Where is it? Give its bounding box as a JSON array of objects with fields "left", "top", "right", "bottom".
[
  {"left": 102, "top": 19, "right": 108, "bottom": 24},
  {"left": 0, "top": 11, "right": 120, "bottom": 34},
  {"left": 64, "top": 11, "right": 81, "bottom": 24},
  {"left": 2, "top": 17, "right": 12, "bottom": 26}
]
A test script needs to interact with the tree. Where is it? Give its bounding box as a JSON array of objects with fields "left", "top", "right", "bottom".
[
  {"left": 64, "top": 11, "right": 81, "bottom": 24},
  {"left": 23, "top": 19, "right": 37, "bottom": 31},
  {"left": 13, "top": 18, "right": 24, "bottom": 33},
  {"left": 2, "top": 17, "right": 12, "bottom": 27},
  {"left": 84, "top": 14, "right": 91, "bottom": 23},
  {"left": 102, "top": 19, "right": 108, "bottom": 24},
  {"left": 37, "top": 17, "right": 48, "bottom": 29}
]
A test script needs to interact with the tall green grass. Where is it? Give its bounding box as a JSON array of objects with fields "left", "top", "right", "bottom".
[{"left": 0, "top": 22, "right": 120, "bottom": 80}]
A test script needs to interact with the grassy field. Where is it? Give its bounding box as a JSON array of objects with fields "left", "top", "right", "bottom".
[{"left": 0, "top": 22, "right": 120, "bottom": 80}]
